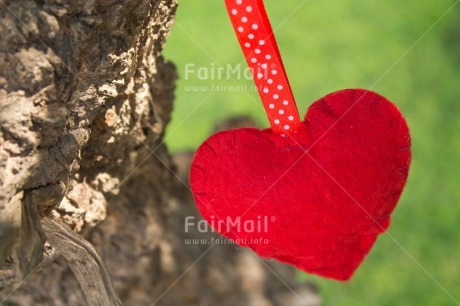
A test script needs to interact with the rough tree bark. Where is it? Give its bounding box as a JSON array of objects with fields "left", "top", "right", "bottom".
[{"left": 0, "top": 0, "right": 320, "bottom": 305}]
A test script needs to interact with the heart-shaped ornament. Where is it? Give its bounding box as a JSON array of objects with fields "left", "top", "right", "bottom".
[{"left": 190, "top": 0, "right": 411, "bottom": 281}]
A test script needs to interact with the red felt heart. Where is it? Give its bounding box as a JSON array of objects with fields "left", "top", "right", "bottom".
[{"left": 190, "top": 89, "right": 411, "bottom": 281}]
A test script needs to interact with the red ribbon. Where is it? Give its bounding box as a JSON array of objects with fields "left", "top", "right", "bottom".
[{"left": 225, "top": 0, "right": 302, "bottom": 136}]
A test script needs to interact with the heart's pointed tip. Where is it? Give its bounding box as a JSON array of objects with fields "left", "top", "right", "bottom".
[
  {"left": 297, "top": 263, "right": 358, "bottom": 282},
  {"left": 315, "top": 271, "right": 354, "bottom": 282},
  {"left": 291, "top": 261, "right": 356, "bottom": 282},
  {"left": 329, "top": 274, "right": 354, "bottom": 282}
]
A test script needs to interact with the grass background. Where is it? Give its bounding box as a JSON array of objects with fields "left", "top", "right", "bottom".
[{"left": 163, "top": 0, "right": 460, "bottom": 305}]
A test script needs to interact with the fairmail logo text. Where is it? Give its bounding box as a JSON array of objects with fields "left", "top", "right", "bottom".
[{"left": 184, "top": 215, "right": 275, "bottom": 234}]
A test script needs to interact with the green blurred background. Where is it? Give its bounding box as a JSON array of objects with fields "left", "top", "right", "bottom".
[{"left": 163, "top": 0, "right": 460, "bottom": 305}]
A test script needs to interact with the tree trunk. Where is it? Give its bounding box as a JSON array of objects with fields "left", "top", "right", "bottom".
[{"left": 0, "top": 1, "right": 320, "bottom": 305}]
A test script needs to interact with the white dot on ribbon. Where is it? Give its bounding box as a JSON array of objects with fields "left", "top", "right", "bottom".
[
  {"left": 252, "top": 24, "right": 259, "bottom": 30},
  {"left": 273, "top": 94, "right": 279, "bottom": 99},
  {"left": 242, "top": 17, "right": 248, "bottom": 23},
  {"left": 274, "top": 119, "right": 280, "bottom": 124},
  {"left": 238, "top": 26, "right": 244, "bottom": 32},
  {"left": 288, "top": 116, "right": 294, "bottom": 121},
  {"left": 283, "top": 100, "right": 289, "bottom": 105},
  {"left": 269, "top": 104, "right": 275, "bottom": 109},
  {"left": 284, "top": 125, "right": 290, "bottom": 130},
  {"left": 255, "top": 49, "right": 261, "bottom": 54},
  {"left": 246, "top": 6, "right": 253, "bottom": 12},
  {"left": 232, "top": 9, "right": 238, "bottom": 15},
  {"left": 248, "top": 34, "right": 254, "bottom": 39},
  {"left": 279, "top": 110, "right": 284, "bottom": 115}
]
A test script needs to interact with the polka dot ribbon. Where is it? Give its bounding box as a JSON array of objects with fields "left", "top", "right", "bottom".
[{"left": 226, "top": 0, "right": 302, "bottom": 136}]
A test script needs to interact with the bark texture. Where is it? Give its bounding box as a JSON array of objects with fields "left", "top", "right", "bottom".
[{"left": 0, "top": 1, "right": 320, "bottom": 305}]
